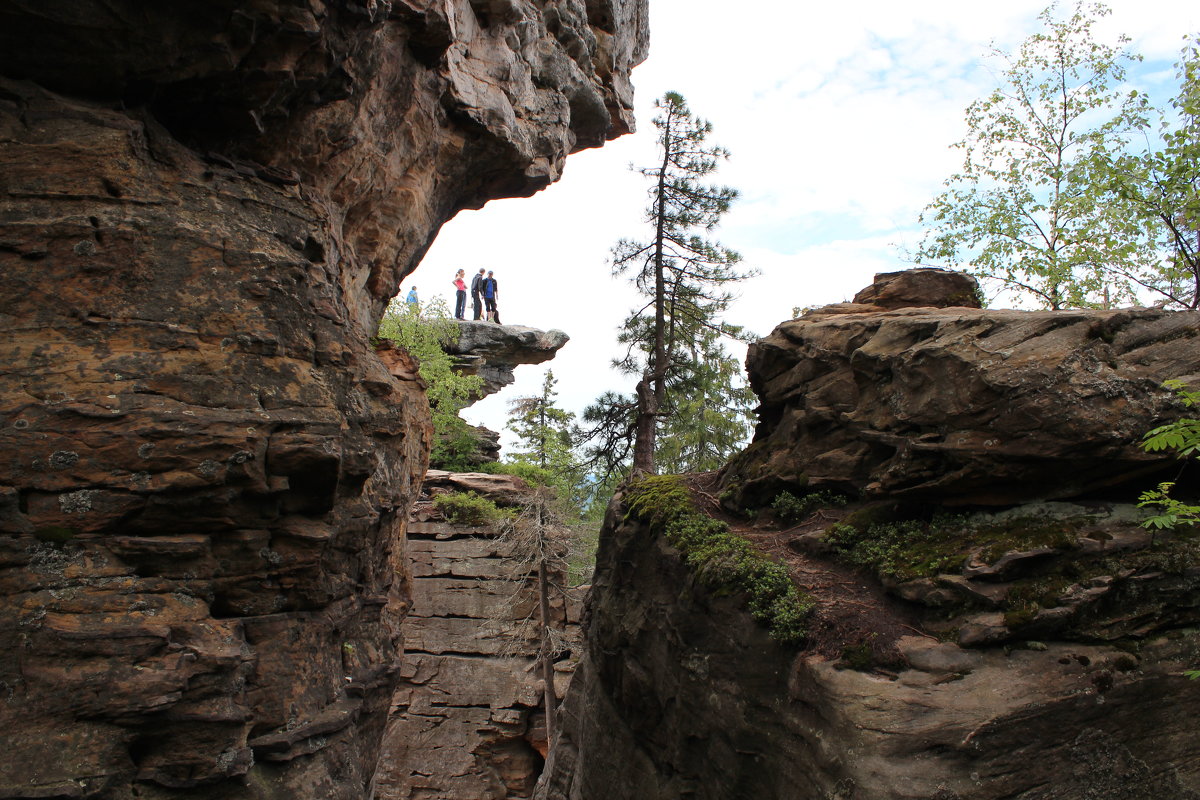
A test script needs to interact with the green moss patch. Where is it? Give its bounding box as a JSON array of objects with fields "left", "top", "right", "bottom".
[
  {"left": 626, "top": 476, "right": 815, "bottom": 645},
  {"left": 771, "top": 489, "right": 848, "bottom": 525},
  {"left": 823, "top": 512, "right": 1088, "bottom": 583}
]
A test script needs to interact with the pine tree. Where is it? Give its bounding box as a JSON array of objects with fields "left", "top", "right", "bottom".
[
  {"left": 505, "top": 371, "right": 587, "bottom": 512},
  {"left": 587, "top": 91, "right": 756, "bottom": 476},
  {"left": 655, "top": 328, "right": 756, "bottom": 475}
]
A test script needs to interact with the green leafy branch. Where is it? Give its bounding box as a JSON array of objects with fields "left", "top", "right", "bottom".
[{"left": 1139, "top": 379, "right": 1200, "bottom": 529}]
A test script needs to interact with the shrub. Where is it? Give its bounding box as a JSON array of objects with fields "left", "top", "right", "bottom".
[
  {"left": 771, "top": 489, "right": 848, "bottom": 525},
  {"left": 477, "top": 461, "right": 557, "bottom": 488},
  {"left": 376, "top": 298, "right": 484, "bottom": 470},
  {"left": 433, "top": 491, "right": 509, "bottom": 526},
  {"left": 626, "top": 476, "right": 814, "bottom": 645},
  {"left": 1140, "top": 380, "right": 1200, "bottom": 530}
]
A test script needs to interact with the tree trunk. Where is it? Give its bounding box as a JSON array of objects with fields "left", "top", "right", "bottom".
[
  {"left": 537, "top": 559, "right": 557, "bottom": 744},
  {"left": 631, "top": 378, "right": 657, "bottom": 475}
]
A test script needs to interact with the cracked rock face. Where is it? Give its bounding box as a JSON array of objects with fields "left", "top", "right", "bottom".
[
  {"left": 0, "top": 1, "right": 645, "bottom": 797},
  {"left": 377, "top": 472, "right": 581, "bottom": 800},
  {"left": 537, "top": 496, "right": 1200, "bottom": 800},
  {"left": 722, "top": 270, "right": 1200, "bottom": 506}
]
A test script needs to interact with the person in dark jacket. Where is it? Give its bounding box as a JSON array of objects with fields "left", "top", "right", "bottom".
[
  {"left": 470, "top": 268, "right": 485, "bottom": 320},
  {"left": 483, "top": 271, "right": 500, "bottom": 323}
]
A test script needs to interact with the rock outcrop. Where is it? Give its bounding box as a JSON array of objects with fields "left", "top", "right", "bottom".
[
  {"left": 722, "top": 270, "right": 1200, "bottom": 506},
  {"left": 447, "top": 322, "right": 571, "bottom": 401},
  {"left": 0, "top": 2, "right": 646, "bottom": 797},
  {"left": 540, "top": 499, "right": 1200, "bottom": 800},
  {"left": 377, "top": 471, "right": 580, "bottom": 800},
  {"left": 539, "top": 271, "right": 1200, "bottom": 800}
]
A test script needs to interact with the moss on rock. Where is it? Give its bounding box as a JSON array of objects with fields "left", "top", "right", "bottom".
[{"left": 626, "top": 475, "right": 815, "bottom": 645}]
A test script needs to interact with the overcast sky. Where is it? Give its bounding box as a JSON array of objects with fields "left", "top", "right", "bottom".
[{"left": 408, "top": 0, "right": 1198, "bottom": 454}]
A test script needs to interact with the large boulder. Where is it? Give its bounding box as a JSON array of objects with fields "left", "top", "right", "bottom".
[
  {"left": 722, "top": 271, "right": 1200, "bottom": 506},
  {"left": 0, "top": 2, "right": 646, "bottom": 798}
]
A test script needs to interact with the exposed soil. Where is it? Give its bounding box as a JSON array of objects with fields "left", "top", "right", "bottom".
[{"left": 686, "top": 472, "right": 931, "bottom": 669}]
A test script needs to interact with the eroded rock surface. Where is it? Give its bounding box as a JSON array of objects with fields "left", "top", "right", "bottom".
[
  {"left": 538, "top": 494, "right": 1200, "bottom": 800},
  {"left": 377, "top": 473, "right": 580, "bottom": 800},
  {"left": 0, "top": 2, "right": 645, "bottom": 797},
  {"left": 447, "top": 321, "right": 571, "bottom": 401},
  {"left": 540, "top": 271, "right": 1200, "bottom": 800},
  {"left": 723, "top": 270, "right": 1200, "bottom": 506}
]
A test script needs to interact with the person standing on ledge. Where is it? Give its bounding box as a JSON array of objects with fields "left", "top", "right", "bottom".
[
  {"left": 483, "top": 270, "right": 500, "bottom": 323},
  {"left": 470, "top": 268, "right": 485, "bottom": 320},
  {"left": 453, "top": 269, "right": 467, "bottom": 319},
  {"left": 405, "top": 285, "right": 419, "bottom": 312}
]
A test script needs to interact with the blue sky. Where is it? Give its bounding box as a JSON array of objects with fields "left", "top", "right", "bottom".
[{"left": 409, "top": 0, "right": 1198, "bottom": 454}]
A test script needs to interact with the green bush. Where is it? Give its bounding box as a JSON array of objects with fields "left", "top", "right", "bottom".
[
  {"left": 476, "top": 461, "right": 557, "bottom": 488},
  {"left": 433, "top": 491, "right": 509, "bottom": 526},
  {"left": 771, "top": 489, "right": 848, "bottom": 525},
  {"left": 376, "top": 299, "right": 484, "bottom": 470},
  {"left": 626, "top": 476, "right": 814, "bottom": 645}
]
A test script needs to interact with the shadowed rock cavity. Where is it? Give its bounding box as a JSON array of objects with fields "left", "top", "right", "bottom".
[{"left": 0, "top": 2, "right": 646, "bottom": 797}]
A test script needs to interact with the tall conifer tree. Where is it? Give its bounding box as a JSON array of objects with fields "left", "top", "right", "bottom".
[{"left": 586, "top": 91, "right": 755, "bottom": 476}]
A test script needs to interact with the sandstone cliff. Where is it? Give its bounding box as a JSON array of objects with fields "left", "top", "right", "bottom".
[
  {"left": 0, "top": 2, "right": 646, "bottom": 797},
  {"left": 539, "top": 271, "right": 1200, "bottom": 800},
  {"left": 377, "top": 470, "right": 581, "bottom": 800}
]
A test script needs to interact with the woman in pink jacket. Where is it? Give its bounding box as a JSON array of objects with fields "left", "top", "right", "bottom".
[{"left": 453, "top": 269, "right": 467, "bottom": 319}]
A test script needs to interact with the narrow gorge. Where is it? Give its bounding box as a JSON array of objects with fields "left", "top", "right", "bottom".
[{"left": 2, "top": 3, "right": 1199, "bottom": 800}]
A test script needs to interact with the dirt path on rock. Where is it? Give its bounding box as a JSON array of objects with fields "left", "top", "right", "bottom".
[{"left": 687, "top": 473, "right": 931, "bottom": 667}]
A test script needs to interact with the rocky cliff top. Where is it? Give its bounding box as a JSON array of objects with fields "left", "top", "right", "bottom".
[
  {"left": 539, "top": 269, "right": 1200, "bottom": 800},
  {"left": 722, "top": 269, "right": 1200, "bottom": 506}
]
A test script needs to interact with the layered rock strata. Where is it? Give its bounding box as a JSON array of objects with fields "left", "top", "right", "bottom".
[
  {"left": 722, "top": 270, "right": 1200, "bottom": 506},
  {"left": 447, "top": 322, "right": 571, "bottom": 400},
  {"left": 0, "top": 2, "right": 646, "bottom": 797},
  {"left": 539, "top": 498, "right": 1200, "bottom": 800},
  {"left": 540, "top": 271, "right": 1200, "bottom": 800},
  {"left": 377, "top": 471, "right": 580, "bottom": 800}
]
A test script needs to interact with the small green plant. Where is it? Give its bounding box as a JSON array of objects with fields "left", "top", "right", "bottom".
[
  {"left": 477, "top": 461, "right": 557, "bottom": 487},
  {"left": 626, "top": 476, "right": 814, "bottom": 645},
  {"left": 840, "top": 637, "right": 877, "bottom": 671},
  {"left": 1140, "top": 380, "right": 1200, "bottom": 530},
  {"left": 771, "top": 489, "right": 848, "bottom": 525},
  {"left": 433, "top": 491, "right": 510, "bottom": 526}
]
